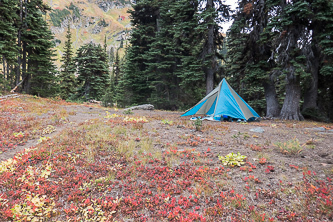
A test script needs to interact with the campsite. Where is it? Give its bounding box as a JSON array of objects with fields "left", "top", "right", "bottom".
[
  {"left": 1, "top": 0, "right": 333, "bottom": 221},
  {"left": 0, "top": 95, "right": 332, "bottom": 221}
]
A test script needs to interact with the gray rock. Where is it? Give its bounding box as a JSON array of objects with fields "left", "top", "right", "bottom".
[
  {"left": 125, "top": 104, "right": 154, "bottom": 111},
  {"left": 304, "top": 127, "right": 326, "bottom": 132},
  {"left": 249, "top": 127, "right": 265, "bottom": 133}
]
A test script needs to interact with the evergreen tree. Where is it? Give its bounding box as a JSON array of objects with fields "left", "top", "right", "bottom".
[
  {"left": 265, "top": 0, "right": 313, "bottom": 120},
  {"left": 113, "top": 49, "right": 120, "bottom": 87},
  {"left": 122, "top": 0, "right": 230, "bottom": 109},
  {"left": 311, "top": 0, "right": 333, "bottom": 120},
  {"left": 75, "top": 43, "right": 109, "bottom": 101},
  {"left": 103, "top": 35, "right": 107, "bottom": 53},
  {"left": 113, "top": 50, "right": 126, "bottom": 107},
  {"left": 21, "top": 0, "right": 58, "bottom": 97},
  {"left": 198, "top": 0, "right": 229, "bottom": 94},
  {"left": 102, "top": 49, "right": 122, "bottom": 107},
  {"left": 0, "top": 0, "right": 18, "bottom": 90},
  {"left": 297, "top": 0, "right": 333, "bottom": 121},
  {"left": 59, "top": 25, "right": 76, "bottom": 100},
  {"left": 144, "top": 0, "right": 182, "bottom": 109},
  {"left": 172, "top": 0, "right": 205, "bottom": 97},
  {"left": 226, "top": 0, "right": 333, "bottom": 121},
  {"left": 121, "top": 0, "right": 159, "bottom": 106},
  {"left": 226, "top": 0, "right": 278, "bottom": 117},
  {"left": 109, "top": 47, "right": 115, "bottom": 67}
]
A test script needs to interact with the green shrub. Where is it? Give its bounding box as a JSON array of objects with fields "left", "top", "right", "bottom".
[
  {"left": 274, "top": 137, "right": 303, "bottom": 155},
  {"left": 193, "top": 118, "right": 202, "bottom": 131}
]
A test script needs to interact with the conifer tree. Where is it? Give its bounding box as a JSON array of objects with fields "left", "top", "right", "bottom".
[
  {"left": 144, "top": 0, "right": 182, "bottom": 109},
  {"left": 226, "top": 0, "right": 333, "bottom": 121},
  {"left": 21, "top": 0, "right": 58, "bottom": 97},
  {"left": 122, "top": 0, "right": 231, "bottom": 109},
  {"left": 113, "top": 50, "right": 126, "bottom": 107},
  {"left": 109, "top": 47, "right": 115, "bottom": 67},
  {"left": 102, "top": 49, "right": 121, "bottom": 107},
  {"left": 266, "top": 0, "right": 312, "bottom": 120},
  {"left": 198, "top": 0, "right": 229, "bottom": 94},
  {"left": 75, "top": 43, "right": 109, "bottom": 101},
  {"left": 103, "top": 35, "right": 107, "bottom": 53},
  {"left": 226, "top": 0, "right": 278, "bottom": 117},
  {"left": 59, "top": 25, "right": 76, "bottom": 100},
  {"left": 122, "top": 0, "right": 159, "bottom": 105},
  {"left": 311, "top": 0, "right": 333, "bottom": 120},
  {"left": 0, "top": 0, "right": 18, "bottom": 89}
]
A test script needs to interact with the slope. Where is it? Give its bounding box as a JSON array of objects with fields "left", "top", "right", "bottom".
[{"left": 43, "top": 0, "right": 132, "bottom": 67}]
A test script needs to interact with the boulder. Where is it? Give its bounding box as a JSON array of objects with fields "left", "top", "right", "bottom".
[{"left": 125, "top": 104, "right": 154, "bottom": 111}]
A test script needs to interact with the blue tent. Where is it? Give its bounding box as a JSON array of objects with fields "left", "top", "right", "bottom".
[{"left": 181, "top": 78, "right": 260, "bottom": 120}]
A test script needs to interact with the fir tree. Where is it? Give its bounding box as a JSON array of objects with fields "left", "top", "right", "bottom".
[
  {"left": 103, "top": 35, "right": 107, "bottom": 53},
  {"left": 122, "top": 0, "right": 231, "bottom": 109},
  {"left": 75, "top": 43, "right": 109, "bottom": 101},
  {"left": 109, "top": 47, "right": 115, "bottom": 67},
  {"left": 226, "top": 0, "right": 333, "bottom": 121},
  {"left": 21, "top": 0, "right": 58, "bottom": 97},
  {"left": 59, "top": 25, "right": 76, "bottom": 100},
  {"left": 311, "top": 0, "right": 333, "bottom": 120},
  {"left": 0, "top": 0, "right": 18, "bottom": 89},
  {"left": 198, "top": 0, "right": 229, "bottom": 94},
  {"left": 226, "top": 0, "right": 278, "bottom": 117},
  {"left": 102, "top": 49, "right": 121, "bottom": 107},
  {"left": 121, "top": 0, "right": 159, "bottom": 106},
  {"left": 144, "top": 0, "right": 182, "bottom": 109},
  {"left": 266, "top": 0, "right": 311, "bottom": 120}
]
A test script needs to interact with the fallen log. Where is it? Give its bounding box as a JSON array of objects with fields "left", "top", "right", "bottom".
[
  {"left": 0, "top": 94, "right": 19, "bottom": 102},
  {"left": 10, "top": 77, "right": 27, "bottom": 93}
]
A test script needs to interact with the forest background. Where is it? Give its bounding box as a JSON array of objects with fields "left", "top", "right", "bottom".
[{"left": 0, "top": 0, "right": 332, "bottom": 122}]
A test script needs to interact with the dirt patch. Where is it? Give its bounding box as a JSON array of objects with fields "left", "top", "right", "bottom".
[
  {"left": 0, "top": 104, "right": 107, "bottom": 161},
  {"left": 2, "top": 104, "right": 333, "bottom": 189}
]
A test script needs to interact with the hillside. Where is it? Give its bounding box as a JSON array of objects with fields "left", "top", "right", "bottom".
[{"left": 43, "top": 0, "right": 132, "bottom": 67}]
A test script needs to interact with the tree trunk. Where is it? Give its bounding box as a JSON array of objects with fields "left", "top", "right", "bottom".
[
  {"left": 21, "top": 41, "right": 27, "bottom": 93},
  {"left": 302, "top": 66, "right": 318, "bottom": 112},
  {"left": 280, "top": 74, "right": 304, "bottom": 121},
  {"left": 205, "top": 0, "right": 215, "bottom": 95},
  {"left": 16, "top": 0, "right": 23, "bottom": 85},
  {"left": 7, "top": 64, "right": 11, "bottom": 84},
  {"left": 8, "top": 65, "right": 12, "bottom": 82},
  {"left": 329, "top": 88, "right": 333, "bottom": 121},
  {"left": 23, "top": 50, "right": 31, "bottom": 94},
  {"left": 302, "top": 40, "right": 320, "bottom": 112},
  {"left": 2, "top": 57, "right": 6, "bottom": 79},
  {"left": 263, "top": 79, "right": 280, "bottom": 117}
]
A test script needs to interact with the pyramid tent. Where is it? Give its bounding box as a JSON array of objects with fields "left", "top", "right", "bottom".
[{"left": 181, "top": 78, "right": 260, "bottom": 120}]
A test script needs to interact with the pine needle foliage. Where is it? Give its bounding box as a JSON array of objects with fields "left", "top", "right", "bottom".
[
  {"left": 59, "top": 25, "right": 76, "bottom": 100},
  {"left": 75, "top": 43, "right": 110, "bottom": 101}
]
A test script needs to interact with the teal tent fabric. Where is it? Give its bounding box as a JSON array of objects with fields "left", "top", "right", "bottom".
[
  {"left": 182, "top": 99, "right": 207, "bottom": 116},
  {"left": 181, "top": 79, "right": 260, "bottom": 120}
]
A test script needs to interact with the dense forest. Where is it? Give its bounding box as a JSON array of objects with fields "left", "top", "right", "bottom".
[{"left": 1, "top": 0, "right": 332, "bottom": 121}]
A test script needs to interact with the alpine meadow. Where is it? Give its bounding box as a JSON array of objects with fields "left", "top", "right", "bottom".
[{"left": 0, "top": 0, "right": 332, "bottom": 221}]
